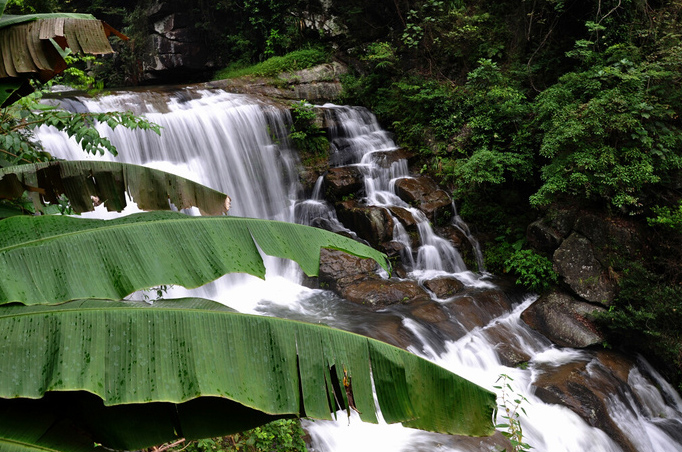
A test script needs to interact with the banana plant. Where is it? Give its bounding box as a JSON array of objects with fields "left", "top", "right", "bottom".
[
  {"left": 0, "top": 0, "right": 127, "bottom": 107},
  {"left": 0, "top": 161, "right": 496, "bottom": 451}
]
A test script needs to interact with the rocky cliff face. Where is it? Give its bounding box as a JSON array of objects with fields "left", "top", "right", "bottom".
[
  {"left": 140, "top": 1, "right": 215, "bottom": 83},
  {"left": 521, "top": 209, "right": 644, "bottom": 349}
]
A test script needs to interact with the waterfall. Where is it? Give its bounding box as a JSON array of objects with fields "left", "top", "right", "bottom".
[{"left": 37, "top": 87, "right": 682, "bottom": 452}]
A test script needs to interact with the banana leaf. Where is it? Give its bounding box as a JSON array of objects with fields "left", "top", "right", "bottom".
[
  {"left": 0, "top": 298, "right": 497, "bottom": 451},
  {"left": 0, "top": 161, "right": 231, "bottom": 215},
  {"left": 0, "top": 211, "right": 390, "bottom": 306},
  {"left": 0, "top": 8, "right": 126, "bottom": 88}
]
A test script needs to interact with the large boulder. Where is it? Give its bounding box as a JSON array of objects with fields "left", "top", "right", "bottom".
[
  {"left": 394, "top": 176, "right": 453, "bottom": 224},
  {"left": 317, "top": 249, "right": 377, "bottom": 292},
  {"left": 573, "top": 213, "right": 644, "bottom": 264},
  {"left": 324, "top": 166, "right": 364, "bottom": 202},
  {"left": 335, "top": 201, "right": 394, "bottom": 247},
  {"left": 520, "top": 291, "right": 606, "bottom": 348},
  {"left": 553, "top": 233, "right": 617, "bottom": 306},
  {"left": 526, "top": 219, "right": 563, "bottom": 256},
  {"left": 533, "top": 351, "right": 640, "bottom": 452},
  {"left": 340, "top": 279, "right": 429, "bottom": 309},
  {"left": 443, "top": 289, "right": 513, "bottom": 330}
]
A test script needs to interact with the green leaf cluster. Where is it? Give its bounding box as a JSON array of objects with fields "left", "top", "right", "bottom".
[
  {"left": 0, "top": 88, "right": 160, "bottom": 166},
  {"left": 504, "top": 249, "right": 558, "bottom": 293},
  {"left": 531, "top": 43, "right": 682, "bottom": 210},
  {"left": 289, "top": 100, "right": 328, "bottom": 155}
]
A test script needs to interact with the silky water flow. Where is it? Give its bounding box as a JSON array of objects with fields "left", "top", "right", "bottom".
[{"left": 38, "top": 88, "right": 682, "bottom": 452}]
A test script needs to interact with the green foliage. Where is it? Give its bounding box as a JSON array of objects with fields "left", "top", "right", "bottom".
[
  {"left": 55, "top": 53, "right": 103, "bottom": 91},
  {"left": 213, "top": 49, "right": 329, "bottom": 79},
  {"left": 531, "top": 39, "right": 682, "bottom": 210},
  {"left": 164, "top": 416, "right": 307, "bottom": 452},
  {"left": 288, "top": 100, "right": 329, "bottom": 155},
  {"left": 362, "top": 42, "right": 398, "bottom": 71},
  {"left": 0, "top": 88, "right": 160, "bottom": 165},
  {"left": 594, "top": 262, "right": 682, "bottom": 391},
  {"left": 648, "top": 201, "right": 682, "bottom": 233},
  {"left": 504, "top": 249, "right": 558, "bottom": 293}
]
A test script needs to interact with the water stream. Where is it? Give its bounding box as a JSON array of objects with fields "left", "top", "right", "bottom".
[{"left": 38, "top": 87, "right": 682, "bottom": 452}]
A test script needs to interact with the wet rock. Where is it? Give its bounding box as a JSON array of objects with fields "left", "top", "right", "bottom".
[
  {"left": 533, "top": 351, "right": 639, "bottom": 452},
  {"left": 553, "top": 233, "right": 617, "bottom": 306},
  {"left": 369, "top": 148, "right": 413, "bottom": 168},
  {"left": 476, "top": 289, "right": 514, "bottom": 315},
  {"left": 444, "top": 289, "right": 513, "bottom": 330},
  {"left": 394, "top": 176, "right": 453, "bottom": 224},
  {"left": 397, "top": 300, "right": 469, "bottom": 345},
  {"left": 340, "top": 279, "right": 428, "bottom": 309},
  {"left": 324, "top": 166, "right": 364, "bottom": 201},
  {"left": 318, "top": 249, "right": 378, "bottom": 292},
  {"left": 520, "top": 291, "right": 606, "bottom": 348},
  {"left": 408, "top": 299, "right": 450, "bottom": 323},
  {"left": 350, "top": 314, "right": 415, "bottom": 350},
  {"left": 482, "top": 324, "right": 534, "bottom": 367},
  {"left": 526, "top": 219, "right": 563, "bottom": 256},
  {"left": 335, "top": 201, "right": 394, "bottom": 247},
  {"left": 423, "top": 277, "right": 465, "bottom": 299},
  {"left": 434, "top": 224, "right": 466, "bottom": 248},
  {"left": 388, "top": 206, "right": 418, "bottom": 231}
]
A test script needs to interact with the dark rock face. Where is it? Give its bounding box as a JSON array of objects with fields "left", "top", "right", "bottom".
[
  {"left": 318, "top": 249, "right": 378, "bottom": 292},
  {"left": 573, "top": 213, "right": 643, "bottom": 264},
  {"left": 520, "top": 291, "right": 606, "bottom": 348},
  {"left": 553, "top": 233, "right": 617, "bottom": 306},
  {"left": 143, "top": 1, "right": 214, "bottom": 83},
  {"left": 324, "top": 167, "right": 364, "bottom": 202},
  {"left": 335, "top": 201, "right": 394, "bottom": 247},
  {"left": 394, "top": 176, "right": 453, "bottom": 224},
  {"left": 533, "top": 351, "right": 640, "bottom": 452},
  {"left": 526, "top": 219, "right": 563, "bottom": 256}
]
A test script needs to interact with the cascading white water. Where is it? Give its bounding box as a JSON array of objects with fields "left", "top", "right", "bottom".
[
  {"left": 37, "top": 88, "right": 682, "bottom": 452},
  {"left": 322, "top": 104, "right": 469, "bottom": 274}
]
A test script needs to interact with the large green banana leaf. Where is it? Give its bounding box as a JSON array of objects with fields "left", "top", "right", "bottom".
[
  {"left": 0, "top": 211, "right": 390, "bottom": 305},
  {"left": 0, "top": 161, "right": 231, "bottom": 215},
  {"left": 0, "top": 298, "right": 497, "bottom": 451}
]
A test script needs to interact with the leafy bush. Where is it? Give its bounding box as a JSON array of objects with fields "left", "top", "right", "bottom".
[
  {"left": 504, "top": 249, "right": 558, "bottom": 293},
  {"left": 648, "top": 201, "right": 682, "bottom": 233},
  {"left": 213, "top": 49, "right": 329, "bottom": 79},
  {"left": 288, "top": 100, "right": 329, "bottom": 155},
  {"left": 530, "top": 40, "right": 682, "bottom": 210}
]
